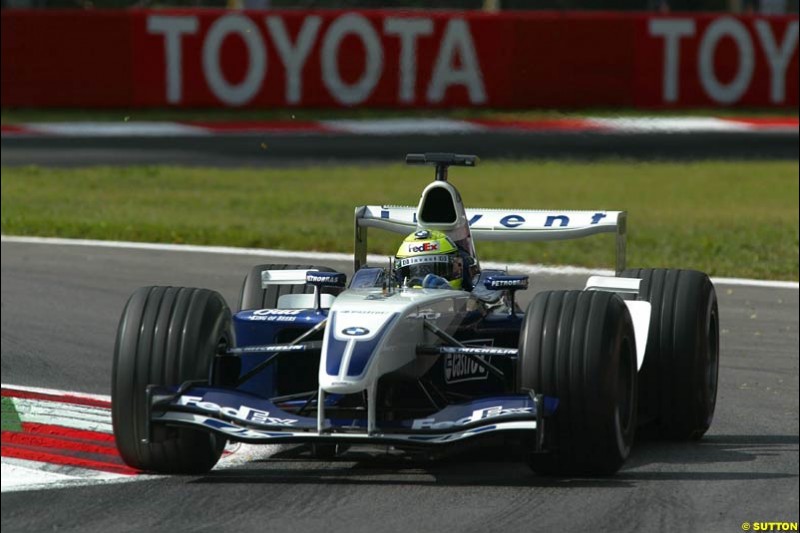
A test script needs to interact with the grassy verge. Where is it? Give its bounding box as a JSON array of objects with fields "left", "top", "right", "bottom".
[
  {"left": 2, "top": 107, "right": 797, "bottom": 124},
  {"left": 2, "top": 161, "right": 797, "bottom": 280}
]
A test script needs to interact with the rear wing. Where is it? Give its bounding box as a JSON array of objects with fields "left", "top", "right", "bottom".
[{"left": 354, "top": 205, "right": 627, "bottom": 274}]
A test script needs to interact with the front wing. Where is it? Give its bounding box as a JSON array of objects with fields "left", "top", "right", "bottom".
[{"left": 149, "top": 386, "right": 551, "bottom": 447}]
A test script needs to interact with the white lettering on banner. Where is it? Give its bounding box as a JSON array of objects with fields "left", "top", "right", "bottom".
[
  {"left": 699, "top": 17, "right": 754, "bottom": 104},
  {"left": 147, "top": 15, "right": 199, "bottom": 104},
  {"left": 146, "top": 13, "right": 795, "bottom": 107},
  {"left": 384, "top": 17, "right": 433, "bottom": 103},
  {"left": 148, "top": 13, "right": 488, "bottom": 106},
  {"left": 754, "top": 20, "right": 799, "bottom": 103},
  {"left": 322, "top": 13, "right": 384, "bottom": 105},
  {"left": 427, "top": 19, "right": 486, "bottom": 104},
  {"left": 203, "top": 15, "right": 266, "bottom": 106},
  {"left": 267, "top": 15, "right": 322, "bottom": 104},
  {"left": 649, "top": 19, "right": 696, "bottom": 103},
  {"left": 650, "top": 17, "right": 797, "bottom": 105}
]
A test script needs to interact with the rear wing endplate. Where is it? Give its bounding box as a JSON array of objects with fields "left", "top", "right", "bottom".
[{"left": 354, "top": 205, "right": 627, "bottom": 274}]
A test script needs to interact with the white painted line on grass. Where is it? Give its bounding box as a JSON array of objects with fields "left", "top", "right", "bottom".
[
  {"left": 704, "top": 277, "right": 800, "bottom": 289},
  {"left": 2, "top": 235, "right": 796, "bottom": 290}
]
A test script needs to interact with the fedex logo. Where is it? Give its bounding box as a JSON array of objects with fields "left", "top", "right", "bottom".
[
  {"left": 408, "top": 241, "right": 439, "bottom": 253},
  {"left": 180, "top": 395, "right": 298, "bottom": 427},
  {"left": 412, "top": 405, "right": 534, "bottom": 430}
]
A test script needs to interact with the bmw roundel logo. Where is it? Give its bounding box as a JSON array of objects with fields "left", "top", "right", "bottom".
[{"left": 342, "top": 327, "right": 370, "bottom": 336}]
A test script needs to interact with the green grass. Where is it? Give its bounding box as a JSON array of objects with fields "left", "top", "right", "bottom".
[
  {"left": 2, "top": 107, "right": 797, "bottom": 124},
  {"left": 1, "top": 397, "right": 22, "bottom": 433},
  {"left": 2, "top": 161, "right": 797, "bottom": 280}
]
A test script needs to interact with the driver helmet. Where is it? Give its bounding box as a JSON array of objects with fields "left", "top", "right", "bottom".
[{"left": 394, "top": 230, "right": 464, "bottom": 289}]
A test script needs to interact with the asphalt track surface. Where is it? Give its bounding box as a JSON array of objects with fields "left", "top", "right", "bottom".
[
  {"left": 1, "top": 240, "right": 798, "bottom": 533},
  {"left": 2, "top": 130, "right": 798, "bottom": 166}
]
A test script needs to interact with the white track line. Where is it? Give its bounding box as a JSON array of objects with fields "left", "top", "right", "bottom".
[
  {"left": 4, "top": 118, "right": 798, "bottom": 137},
  {"left": 1, "top": 382, "right": 110, "bottom": 402},
  {"left": 13, "top": 398, "right": 114, "bottom": 433},
  {"left": 2, "top": 235, "right": 796, "bottom": 290},
  {"left": 324, "top": 118, "right": 485, "bottom": 135},
  {"left": 1, "top": 459, "right": 141, "bottom": 493},
  {"left": 24, "top": 122, "right": 210, "bottom": 137},
  {"left": 586, "top": 117, "right": 754, "bottom": 132}
]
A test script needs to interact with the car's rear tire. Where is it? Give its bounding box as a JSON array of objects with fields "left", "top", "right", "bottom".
[
  {"left": 620, "top": 268, "right": 719, "bottom": 440},
  {"left": 112, "top": 286, "right": 231, "bottom": 474},
  {"left": 238, "top": 264, "right": 339, "bottom": 311},
  {"left": 518, "top": 290, "right": 638, "bottom": 476}
]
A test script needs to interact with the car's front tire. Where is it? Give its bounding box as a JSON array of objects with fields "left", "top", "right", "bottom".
[
  {"left": 112, "top": 286, "right": 230, "bottom": 474},
  {"left": 518, "top": 290, "right": 638, "bottom": 476}
]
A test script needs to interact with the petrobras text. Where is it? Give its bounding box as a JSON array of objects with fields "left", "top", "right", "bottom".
[
  {"left": 484, "top": 277, "right": 529, "bottom": 290},
  {"left": 412, "top": 405, "right": 534, "bottom": 430},
  {"left": 179, "top": 395, "right": 298, "bottom": 427},
  {"left": 306, "top": 271, "right": 346, "bottom": 286},
  {"left": 306, "top": 274, "right": 333, "bottom": 283}
]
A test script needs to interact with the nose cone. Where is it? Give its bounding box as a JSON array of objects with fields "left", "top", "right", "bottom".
[
  {"left": 319, "top": 306, "right": 401, "bottom": 394},
  {"left": 318, "top": 288, "right": 472, "bottom": 394}
]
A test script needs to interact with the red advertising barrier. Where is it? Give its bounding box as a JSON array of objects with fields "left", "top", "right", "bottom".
[{"left": 1, "top": 9, "right": 797, "bottom": 108}]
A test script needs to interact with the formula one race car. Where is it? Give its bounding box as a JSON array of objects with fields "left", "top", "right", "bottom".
[{"left": 111, "top": 153, "right": 719, "bottom": 476}]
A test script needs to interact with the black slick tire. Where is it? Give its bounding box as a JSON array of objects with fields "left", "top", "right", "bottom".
[
  {"left": 518, "top": 290, "right": 638, "bottom": 476},
  {"left": 112, "top": 286, "right": 231, "bottom": 474},
  {"left": 620, "top": 268, "right": 719, "bottom": 440}
]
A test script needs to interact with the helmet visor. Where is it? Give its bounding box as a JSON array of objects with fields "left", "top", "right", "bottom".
[{"left": 395, "top": 255, "right": 454, "bottom": 284}]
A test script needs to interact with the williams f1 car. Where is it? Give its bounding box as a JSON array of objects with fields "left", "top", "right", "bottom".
[{"left": 112, "top": 153, "right": 719, "bottom": 476}]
